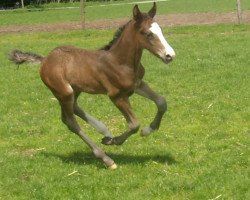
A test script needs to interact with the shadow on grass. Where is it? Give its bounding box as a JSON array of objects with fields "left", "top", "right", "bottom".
[{"left": 42, "top": 151, "right": 177, "bottom": 168}]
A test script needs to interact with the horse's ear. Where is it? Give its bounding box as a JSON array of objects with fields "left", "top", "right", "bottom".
[
  {"left": 148, "top": 2, "right": 156, "bottom": 18},
  {"left": 133, "top": 5, "right": 142, "bottom": 21}
]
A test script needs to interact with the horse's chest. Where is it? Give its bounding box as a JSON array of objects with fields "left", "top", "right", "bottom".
[
  {"left": 99, "top": 65, "right": 137, "bottom": 97},
  {"left": 113, "top": 66, "right": 136, "bottom": 89}
]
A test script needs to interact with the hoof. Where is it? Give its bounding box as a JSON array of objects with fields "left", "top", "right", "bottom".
[
  {"left": 102, "top": 136, "right": 125, "bottom": 145},
  {"left": 140, "top": 126, "right": 154, "bottom": 137},
  {"left": 102, "top": 137, "right": 113, "bottom": 145},
  {"left": 112, "top": 137, "right": 125, "bottom": 145},
  {"left": 109, "top": 163, "right": 118, "bottom": 170}
]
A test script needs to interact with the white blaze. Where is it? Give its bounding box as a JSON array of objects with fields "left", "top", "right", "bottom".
[{"left": 149, "top": 22, "right": 175, "bottom": 58}]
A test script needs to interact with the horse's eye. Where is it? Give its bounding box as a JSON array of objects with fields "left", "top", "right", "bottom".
[{"left": 145, "top": 32, "right": 154, "bottom": 39}]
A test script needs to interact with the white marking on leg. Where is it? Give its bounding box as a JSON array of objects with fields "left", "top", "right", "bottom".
[
  {"left": 85, "top": 113, "right": 113, "bottom": 138},
  {"left": 141, "top": 126, "right": 154, "bottom": 137},
  {"left": 149, "top": 22, "right": 175, "bottom": 57}
]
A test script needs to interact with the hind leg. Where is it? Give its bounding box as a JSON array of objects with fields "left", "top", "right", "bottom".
[
  {"left": 53, "top": 86, "right": 116, "bottom": 169},
  {"left": 73, "top": 92, "right": 113, "bottom": 138}
]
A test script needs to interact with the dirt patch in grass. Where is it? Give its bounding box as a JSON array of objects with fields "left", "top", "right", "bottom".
[{"left": 0, "top": 11, "right": 250, "bottom": 34}]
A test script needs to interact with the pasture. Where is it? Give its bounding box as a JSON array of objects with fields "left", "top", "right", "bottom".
[
  {"left": 0, "top": 24, "right": 249, "bottom": 199},
  {"left": 0, "top": 1, "right": 250, "bottom": 199}
]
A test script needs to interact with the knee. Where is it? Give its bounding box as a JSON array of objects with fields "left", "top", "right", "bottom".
[{"left": 156, "top": 96, "right": 167, "bottom": 113}]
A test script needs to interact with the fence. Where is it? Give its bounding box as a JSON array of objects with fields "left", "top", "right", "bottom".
[{"left": 0, "top": 0, "right": 249, "bottom": 28}]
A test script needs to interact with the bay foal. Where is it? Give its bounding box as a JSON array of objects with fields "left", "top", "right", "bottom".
[{"left": 9, "top": 3, "right": 175, "bottom": 169}]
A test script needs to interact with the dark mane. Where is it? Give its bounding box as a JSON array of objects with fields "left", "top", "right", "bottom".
[{"left": 100, "top": 20, "right": 131, "bottom": 51}]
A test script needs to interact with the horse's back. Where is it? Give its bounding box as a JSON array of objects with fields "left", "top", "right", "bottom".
[
  {"left": 40, "top": 45, "right": 96, "bottom": 77},
  {"left": 40, "top": 45, "right": 108, "bottom": 94}
]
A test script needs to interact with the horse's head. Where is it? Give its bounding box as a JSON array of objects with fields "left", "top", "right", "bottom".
[{"left": 133, "top": 2, "right": 175, "bottom": 64}]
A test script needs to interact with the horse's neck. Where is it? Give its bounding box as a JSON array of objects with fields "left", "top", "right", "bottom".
[{"left": 110, "top": 23, "right": 142, "bottom": 68}]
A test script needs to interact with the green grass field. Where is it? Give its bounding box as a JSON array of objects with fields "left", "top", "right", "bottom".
[
  {"left": 0, "top": 23, "right": 249, "bottom": 199},
  {"left": 1, "top": 0, "right": 250, "bottom": 26}
]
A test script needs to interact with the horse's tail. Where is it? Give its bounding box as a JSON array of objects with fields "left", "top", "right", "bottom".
[{"left": 8, "top": 49, "right": 44, "bottom": 65}]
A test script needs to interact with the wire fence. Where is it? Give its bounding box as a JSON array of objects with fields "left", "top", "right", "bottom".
[
  {"left": 0, "top": 0, "right": 249, "bottom": 29},
  {"left": 0, "top": 0, "right": 168, "bottom": 11}
]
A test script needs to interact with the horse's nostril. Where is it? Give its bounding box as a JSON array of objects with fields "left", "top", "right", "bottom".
[{"left": 165, "top": 54, "right": 172, "bottom": 62}]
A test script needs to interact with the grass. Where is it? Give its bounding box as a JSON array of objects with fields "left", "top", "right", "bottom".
[
  {"left": 1, "top": 0, "right": 250, "bottom": 26},
  {"left": 0, "top": 24, "right": 250, "bottom": 199}
]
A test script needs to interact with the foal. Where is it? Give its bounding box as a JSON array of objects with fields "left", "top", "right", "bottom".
[{"left": 9, "top": 3, "right": 175, "bottom": 169}]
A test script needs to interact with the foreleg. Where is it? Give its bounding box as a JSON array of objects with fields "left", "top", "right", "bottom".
[
  {"left": 135, "top": 81, "right": 167, "bottom": 136},
  {"left": 102, "top": 96, "right": 140, "bottom": 145}
]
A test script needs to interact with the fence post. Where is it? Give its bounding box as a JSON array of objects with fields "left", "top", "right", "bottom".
[
  {"left": 236, "top": 0, "right": 242, "bottom": 24},
  {"left": 21, "top": 0, "right": 24, "bottom": 8},
  {"left": 80, "top": 0, "right": 86, "bottom": 30}
]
